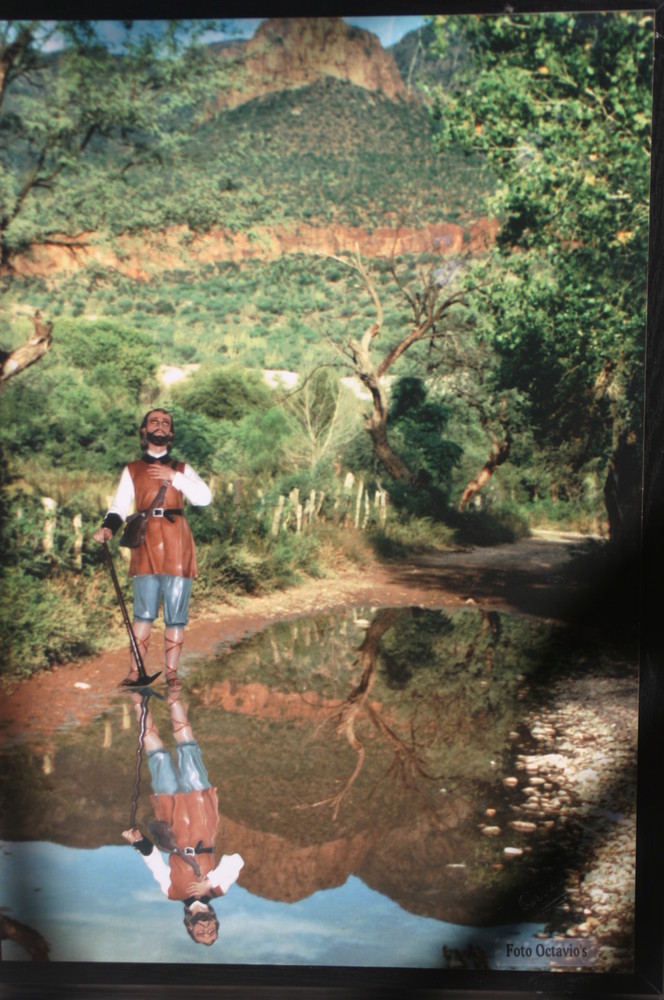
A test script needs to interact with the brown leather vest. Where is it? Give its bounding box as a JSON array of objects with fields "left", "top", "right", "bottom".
[
  {"left": 127, "top": 460, "right": 197, "bottom": 578},
  {"left": 151, "top": 787, "right": 222, "bottom": 900}
]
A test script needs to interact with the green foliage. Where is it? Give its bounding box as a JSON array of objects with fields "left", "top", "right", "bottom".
[
  {"left": 3, "top": 64, "right": 487, "bottom": 246},
  {"left": 428, "top": 11, "right": 651, "bottom": 512},
  {"left": 0, "top": 570, "right": 100, "bottom": 676},
  {"left": 0, "top": 20, "right": 231, "bottom": 262},
  {"left": 171, "top": 365, "right": 273, "bottom": 421},
  {"left": 0, "top": 312, "right": 162, "bottom": 473},
  {"left": 56, "top": 317, "right": 157, "bottom": 400},
  {"left": 166, "top": 404, "right": 219, "bottom": 470},
  {"left": 388, "top": 376, "right": 462, "bottom": 496}
]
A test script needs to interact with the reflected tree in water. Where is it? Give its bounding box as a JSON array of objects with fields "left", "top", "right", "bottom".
[
  {"left": 310, "top": 609, "right": 438, "bottom": 820},
  {"left": 0, "top": 912, "right": 50, "bottom": 961},
  {"left": 305, "top": 604, "right": 527, "bottom": 821}
]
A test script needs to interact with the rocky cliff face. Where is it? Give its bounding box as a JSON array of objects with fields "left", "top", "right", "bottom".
[
  {"left": 10, "top": 219, "right": 497, "bottom": 281},
  {"left": 215, "top": 17, "right": 409, "bottom": 110}
]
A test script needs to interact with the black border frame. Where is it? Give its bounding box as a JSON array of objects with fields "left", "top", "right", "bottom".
[{"left": 1, "top": 1, "right": 662, "bottom": 996}]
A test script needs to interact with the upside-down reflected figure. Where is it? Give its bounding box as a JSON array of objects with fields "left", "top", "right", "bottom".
[{"left": 123, "top": 685, "right": 244, "bottom": 946}]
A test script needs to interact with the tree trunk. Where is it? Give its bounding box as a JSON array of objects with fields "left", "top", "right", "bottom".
[
  {"left": 359, "top": 366, "right": 415, "bottom": 484},
  {"left": 603, "top": 429, "right": 641, "bottom": 553},
  {"left": 458, "top": 435, "right": 511, "bottom": 511},
  {"left": 366, "top": 413, "right": 415, "bottom": 483}
]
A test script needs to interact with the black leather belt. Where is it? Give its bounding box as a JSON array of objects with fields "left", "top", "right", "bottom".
[
  {"left": 152, "top": 508, "right": 184, "bottom": 522},
  {"left": 184, "top": 841, "right": 214, "bottom": 855}
]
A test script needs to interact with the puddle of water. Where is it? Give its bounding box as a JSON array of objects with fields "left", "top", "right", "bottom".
[{"left": 0, "top": 605, "right": 636, "bottom": 967}]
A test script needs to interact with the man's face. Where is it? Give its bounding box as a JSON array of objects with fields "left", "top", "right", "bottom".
[
  {"left": 190, "top": 916, "right": 218, "bottom": 946},
  {"left": 145, "top": 411, "right": 172, "bottom": 448}
]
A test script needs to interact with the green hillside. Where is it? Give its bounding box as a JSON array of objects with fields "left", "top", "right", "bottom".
[
  {"left": 2, "top": 64, "right": 493, "bottom": 373},
  {"left": 29, "top": 75, "right": 489, "bottom": 242}
]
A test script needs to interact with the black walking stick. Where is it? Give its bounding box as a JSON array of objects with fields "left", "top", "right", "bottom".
[
  {"left": 128, "top": 689, "right": 161, "bottom": 828},
  {"left": 102, "top": 541, "right": 161, "bottom": 687}
]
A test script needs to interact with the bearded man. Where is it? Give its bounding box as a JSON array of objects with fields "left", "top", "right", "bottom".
[{"left": 93, "top": 408, "right": 211, "bottom": 685}]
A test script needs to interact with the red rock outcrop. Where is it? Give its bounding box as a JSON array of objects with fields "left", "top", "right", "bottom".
[
  {"left": 217, "top": 815, "right": 374, "bottom": 903},
  {"left": 9, "top": 219, "right": 497, "bottom": 281},
  {"left": 214, "top": 17, "right": 409, "bottom": 110}
]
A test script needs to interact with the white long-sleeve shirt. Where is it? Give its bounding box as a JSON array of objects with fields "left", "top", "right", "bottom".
[
  {"left": 141, "top": 848, "right": 244, "bottom": 897},
  {"left": 107, "top": 451, "right": 212, "bottom": 521}
]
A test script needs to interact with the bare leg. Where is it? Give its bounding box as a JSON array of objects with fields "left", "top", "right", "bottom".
[
  {"left": 124, "top": 620, "right": 152, "bottom": 684},
  {"left": 164, "top": 626, "right": 185, "bottom": 684},
  {"left": 167, "top": 685, "right": 194, "bottom": 743}
]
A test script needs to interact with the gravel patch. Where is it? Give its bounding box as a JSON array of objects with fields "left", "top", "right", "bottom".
[{"left": 502, "top": 668, "right": 638, "bottom": 972}]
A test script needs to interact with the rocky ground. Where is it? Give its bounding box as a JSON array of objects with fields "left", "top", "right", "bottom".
[{"left": 502, "top": 667, "right": 637, "bottom": 972}]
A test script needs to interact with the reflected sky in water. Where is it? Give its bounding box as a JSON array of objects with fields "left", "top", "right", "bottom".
[{"left": 1, "top": 840, "right": 542, "bottom": 965}]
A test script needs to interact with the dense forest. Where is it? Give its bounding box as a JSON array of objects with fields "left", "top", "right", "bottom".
[{"left": 0, "top": 14, "right": 653, "bottom": 678}]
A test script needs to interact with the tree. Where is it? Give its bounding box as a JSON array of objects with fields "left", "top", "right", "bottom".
[
  {"left": 1, "top": 20, "right": 231, "bottom": 387},
  {"left": 0, "top": 20, "right": 227, "bottom": 266},
  {"left": 325, "top": 246, "right": 467, "bottom": 486},
  {"left": 171, "top": 365, "right": 273, "bottom": 422},
  {"left": 427, "top": 11, "right": 652, "bottom": 540}
]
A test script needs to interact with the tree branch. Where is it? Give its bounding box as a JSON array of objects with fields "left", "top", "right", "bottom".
[{"left": 0, "top": 311, "right": 53, "bottom": 385}]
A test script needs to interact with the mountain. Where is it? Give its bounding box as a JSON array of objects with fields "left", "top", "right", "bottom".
[{"left": 210, "top": 17, "right": 410, "bottom": 110}]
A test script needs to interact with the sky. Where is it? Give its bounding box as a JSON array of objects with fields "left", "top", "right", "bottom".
[
  {"left": 41, "top": 16, "right": 429, "bottom": 53},
  {"left": 213, "top": 16, "right": 430, "bottom": 47},
  {"left": 1, "top": 840, "right": 545, "bottom": 967}
]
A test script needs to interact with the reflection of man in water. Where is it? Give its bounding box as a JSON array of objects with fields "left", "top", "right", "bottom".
[{"left": 123, "top": 685, "right": 244, "bottom": 946}]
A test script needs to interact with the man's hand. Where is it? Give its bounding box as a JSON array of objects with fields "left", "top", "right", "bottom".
[
  {"left": 186, "top": 877, "right": 212, "bottom": 898},
  {"left": 93, "top": 527, "right": 113, "bottom": 544},
  {"left": 147, "top": 464, "right": 176, "bottom": 484},
  {"left": 122, "top": 828, "right": 144, "bottom": 845}
]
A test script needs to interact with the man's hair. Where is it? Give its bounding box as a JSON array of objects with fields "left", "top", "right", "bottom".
[
  {"left": 139, "top": 408, "right": 175, "bottom": 452},
  {"left": 183, "top": 904, "right": 219, "bottom": 946}
]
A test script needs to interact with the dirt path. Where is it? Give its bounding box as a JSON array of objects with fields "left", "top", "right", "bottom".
[{"left": 0, "top": 534, "right": 585, "bottom": 744}]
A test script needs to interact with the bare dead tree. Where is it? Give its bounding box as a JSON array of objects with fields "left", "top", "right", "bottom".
[
  {"left": 325, "top": 246, "right": 467, "bottom": 485},
  {"left": 0, "top": 311, "right": 53, "bottom": 385}
]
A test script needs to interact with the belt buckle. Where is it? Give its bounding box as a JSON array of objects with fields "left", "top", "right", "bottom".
[
  {"left": 153, "top": 508, "right": 164, "bottom": 518},
  {"left": 184, "top": 846, "right": 195, "bottom": 856}
]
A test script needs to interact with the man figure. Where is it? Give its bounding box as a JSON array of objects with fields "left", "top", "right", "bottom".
[
  {"left": 93, "top": 408, "right": 211, "bottom": 685},
  {"left": 123, "top": 684, "right": 244, "bottom": 945}
]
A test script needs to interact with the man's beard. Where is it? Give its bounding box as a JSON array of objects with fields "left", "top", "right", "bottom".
[{"left": 147, "top": 431, "right": 172, "bottom": 448}]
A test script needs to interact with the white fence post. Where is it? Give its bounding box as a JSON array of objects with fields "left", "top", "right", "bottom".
[
  {"left": 271, "top": 495, "right": 285, "bottom": 537},
  {"left": 42, "top": 497, "right": 56, "bottom": 553},
  {"left": 72, "top": 513, "right": 83, "bottom": 569},
  {"left": 354, "top": 480, "right": 364, "bottom": 529}
]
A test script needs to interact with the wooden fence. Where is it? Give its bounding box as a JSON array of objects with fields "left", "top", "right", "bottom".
[{"left": 34, "top": 473, "right": 390, "bottom": 562}]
